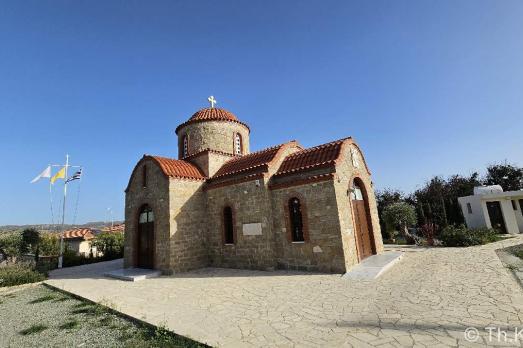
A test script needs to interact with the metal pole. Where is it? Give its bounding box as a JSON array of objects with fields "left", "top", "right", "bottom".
[{"left": 58, "top": 154, "right": 69, "bottom": 268}]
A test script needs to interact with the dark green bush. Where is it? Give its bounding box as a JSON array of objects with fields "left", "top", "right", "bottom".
[
  {"left": 440, "top": 225, "right": 501, "bottom": 247},
  {"left": 0, "top": 264, "right": 46, "bottom": 287},
  {"left": 91, "top": 232, "right": 124, "bottom": 260},
  {"left": 62, "top": 249, "right": 96, "bottom": 267}
]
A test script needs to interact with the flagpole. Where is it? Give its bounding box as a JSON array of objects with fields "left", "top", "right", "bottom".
[{"left": 58, "top": 154, "right": 69, "bottom": 268}]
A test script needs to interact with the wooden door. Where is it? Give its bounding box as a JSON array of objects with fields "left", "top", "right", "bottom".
[
  {"left": 137, "top": 206, "right": 154, "bottom": 269},
  {"left": 486, "top": 201, "right": 507, "bottom": 234},
  {"left": 353, "top": 200, "right": 373, "bottom": 260},
  {"left": 351, "top": 181, "right": 374, "bottom": 260}
]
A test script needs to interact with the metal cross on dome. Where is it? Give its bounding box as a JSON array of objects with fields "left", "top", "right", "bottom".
[{"left": 208, "top": 96, "right": 217, "bottom": 108}]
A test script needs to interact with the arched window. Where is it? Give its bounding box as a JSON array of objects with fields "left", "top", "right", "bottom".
[
  {"left": 139, "top": 205, "right": 154, "bottom": 224},
  {"left": 182, "top": 135, "right": 189, "bottom": 157},
  {"left": 288, "top": 197, "right": 304, "bottom": 242},
  {"left": 223, "top": 206, "right": 234, "bottom": 244},
  {"left": 234, "top": 133, "right": 242, "bottom": 155},
  {"left": 350, "top": 183, "right": 364, "bottom": 200}
]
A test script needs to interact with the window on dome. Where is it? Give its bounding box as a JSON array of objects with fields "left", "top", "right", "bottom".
[
  {"left": 234, "top": 133, "right": 242, "bottom": 155},
  {"left": 183, "top": 135, "right": 188, "bottom": 157}
]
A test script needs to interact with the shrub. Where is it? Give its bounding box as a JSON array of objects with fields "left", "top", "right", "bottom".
[
  {"left": 382, "top": 203, "right": 417, "bottom": 243},
  {"left": 0, "top": 232, "right": 22, "bottom": 263},
  {"left": 38, "top": 233, "right": 60, "bottom": 256},
  {"left": 440, "top": 225, "right": 501, "bottom": 247},
  {"left": 419, "top": 223, "right": 438, "bottom": 246},
  {"left": 91, "top": 232, "right": 124, "bottom": 260},
  {"left": 21, "top": 228, "right": 40, "bottom": 254},
  {"left": 0, "top": 263, "right": 46, "bottom": 287},
  {"left": 62, "top": 248, "right": 95, "bottom": 267}
]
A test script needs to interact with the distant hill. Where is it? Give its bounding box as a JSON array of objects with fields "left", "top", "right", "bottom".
[{"left": 0, "top": 221, "right": 124, "bottom": 233}]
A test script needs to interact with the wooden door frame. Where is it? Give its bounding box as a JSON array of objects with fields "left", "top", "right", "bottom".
[
  {"left": 134, "top": 204, "right": 155, "bottom": 269},
  {"left": 349, "top": 176, "right": 377, "bottom": 262}
]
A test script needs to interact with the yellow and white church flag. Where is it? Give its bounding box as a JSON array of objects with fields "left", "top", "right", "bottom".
[
  {"left": 30, "top": 166, "right": 51, "bottom": 183},
  {"left": 50, "top": 166, "right": 66, "bottom": 184}
]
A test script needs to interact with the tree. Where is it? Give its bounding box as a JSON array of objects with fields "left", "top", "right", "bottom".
[
  {"left": 382, "top": 202, "right": 417, "bottom": 242},
  {"left": 484, "top": 163, "right": 523, "bottom": 191},
  {"left": 375, "top": 189, "right": 404, "bottom": 239},
  {"left": 0, "top": 232, "right": 22, "bottom": 263},
  {"left": 38, "top": 233, "right": 60, "bottom": 256},
  {"left": 91, "top": 232, "right": 124, "bottom": 260},
  {"left": 413, "top": 173, "right": 480, "bottom": 228},
  {"left": 21, "top": 228, "right": 40, "bottom": 254}
]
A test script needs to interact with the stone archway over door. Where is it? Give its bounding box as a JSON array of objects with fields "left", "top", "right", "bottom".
[
  {"left": 351, "top": 179, "right": 375, "bottom": 260},
  {"left": 137, "top": 206, "right": 154, "bottom": 269}
]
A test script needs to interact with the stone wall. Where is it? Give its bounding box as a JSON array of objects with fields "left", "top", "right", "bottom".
[
  {"left": 177, "top": 121, "right": 250, "bottom": 159},
  {"left": 333, "top": 142, "right": 384, "bottom": 272},
  {"left": 206, "top": 178, "right": 276, "bottom": 270},
  {"left": 124, "top": 158, "right": 171, "bottom": 272},
  {"left": 168, "top": 178, "right": 208, "bottom": 272},
  {"left": 270, "top": 179, "right": 346, "bottom": 273},
  {"left": 187, "top": 150, "right": 235, "bottom": 178}
]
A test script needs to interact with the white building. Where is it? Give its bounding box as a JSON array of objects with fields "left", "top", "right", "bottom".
[{"left": 458, "top": 186, "right": 523, "bottom": 234}]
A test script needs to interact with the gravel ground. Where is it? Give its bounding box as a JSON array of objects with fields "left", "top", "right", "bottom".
[{"left": 0, "top": 285, "right": 203, "bottom": 348}]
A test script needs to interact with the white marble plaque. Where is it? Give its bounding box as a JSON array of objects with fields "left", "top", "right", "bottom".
[{"left": 243, "top": 223, "right": 263, "bottom": 236}]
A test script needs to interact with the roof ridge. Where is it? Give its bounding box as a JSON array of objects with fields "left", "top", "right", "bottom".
[
  {"left": 285, "top": 137, "right": 351, "bottom": 158},
  {"left": 273, "top": 137, "right": 352, "bottom": 177},
  {"left": 210, "top": 141, "right": 300, "bottom": 180},
  {"left": 245, "top": 140, "right": 302, "bottom": 156}
]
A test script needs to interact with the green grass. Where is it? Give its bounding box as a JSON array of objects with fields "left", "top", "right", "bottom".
[
  {"left": 19, "top": 324, "right": 48, "bottom": 335},
  {"left": 29, "top": 294, "right": 56, "bottom": 304},
  {"left": 513, "top": 249, "right": 523, "bottom": 259},
  {"left": 59, "top": 319, "right": 80, "bottom": 330}
]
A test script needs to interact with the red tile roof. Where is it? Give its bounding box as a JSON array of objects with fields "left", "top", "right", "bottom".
[
  {"left": 212, "top": 142, "right": 297, "bottom": 179},
  {"left": 275, "top": 137, "right": 351, "bottom": 176},
  {"left": 189, "top": 108, "right": 239, "bottom": 122},
  {"left": 62, "top": 228, "right": 95, "bottom": 240},
  {"left": 176, "top": 107, "right": 249, "bottom": 134},
  {"left": 101, "top": 223, "right": 125, "bottom": 233},
  {"left": 147, "top": 155, "right": 206, "bottom": 180}
]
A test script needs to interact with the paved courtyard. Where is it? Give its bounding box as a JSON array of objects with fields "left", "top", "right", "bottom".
[{"left": 46, "top": 236, "right": 523, "bottom": 347}]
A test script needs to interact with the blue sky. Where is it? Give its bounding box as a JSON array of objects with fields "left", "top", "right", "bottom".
[{"left": 0, "top": 0, "right": 522, "bottom": 225}]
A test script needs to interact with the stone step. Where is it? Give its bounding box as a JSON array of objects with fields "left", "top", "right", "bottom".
[
  {"left": 342, "top": 251, "right": 403, "bottom": 280},
  {"left": 104, "top": 268, "right": 162, "bottom": 282}
]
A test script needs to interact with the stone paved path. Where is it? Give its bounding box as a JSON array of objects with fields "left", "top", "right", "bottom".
[{"left": 46, "top": 236, "right": 523, "bottom": 347}]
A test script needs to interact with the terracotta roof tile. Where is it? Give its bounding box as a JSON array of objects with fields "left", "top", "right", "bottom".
[
  {"left": 101, "top": 223, "right": 125, "bottom": 233},
  {"left": 62, "top": 228, "right": 95, "bottom": 240},
  {"left": 212, "top": 143, "right": 290, "bottom": 179},
  {"left": 176, "top": 107, "right": 249, "bottom": 134},
  {"left": 275, "top": 137, "right": 351, "bottom": 176},
  {"left": 189, "top": 108, "right": 239, "bottom": 122},
  {"left": 147, "top": 155, "right": 206, "bottom": 180}
]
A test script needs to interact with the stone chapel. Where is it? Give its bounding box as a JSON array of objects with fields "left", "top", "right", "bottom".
[{"left": 124, "top": 99, "right": 383, "bottom": 274}]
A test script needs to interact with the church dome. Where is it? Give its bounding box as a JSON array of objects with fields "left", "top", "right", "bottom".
[
  {"left": 189, "top": 107, "right": 239, "bottom": 122},
  {"left": 176, "top": 107, "right": 250, "bottom": 134}
]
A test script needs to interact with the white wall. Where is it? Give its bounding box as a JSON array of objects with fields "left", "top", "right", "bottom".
[
  {"left": 512, "top": 199, "right": 523, "bottom": 233},
  {"left": 459, "top": 196, "right": 522, "bottom": 234},
  {"left": 497, "top": 199, "right": 520, "bottom": 234},
  {"left": 459, "top": 196, "right": 487, "bottom": 229}
]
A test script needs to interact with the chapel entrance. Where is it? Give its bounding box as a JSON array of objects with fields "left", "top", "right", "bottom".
[
  {"left": 486, "top": 201, "right": 507, "bottom": 234},
  {"left": 351, "top": 179, "right": 375, "bottom": 260},
  {"left": 137, "top": 205, "right": 154, "bottom": 268}
]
